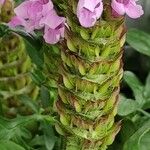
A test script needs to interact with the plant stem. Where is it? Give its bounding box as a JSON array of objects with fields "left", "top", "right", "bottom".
[{"left": 137, "top": 109, "right": 150, "bottom": 118}]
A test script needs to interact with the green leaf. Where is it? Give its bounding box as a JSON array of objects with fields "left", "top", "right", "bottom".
[
  {"left": 120, "top": 119, "right": 136, "bottom": 142},
  {"left": 14, "top": 0, "right": 24, "bottom": 5},
  {"left": 0, "top": 116, "right": 33, "bottom": 141},
  {"left": 123, "top": 120, "right": 150, "bottom": 150},
  {"left": 118, "top": 95, "right": 139, "bottom": 116},
  {"left": 41, "top": 121, "right": 57, "bottom": 150},
  {"left": 144, "top": 72, "right": 150, "bottom": 98},
  {"left": 53, "top": 138, "right": 62, "bottom": 150},
  {"left": 0, "top": 24, "right": 10, "bottom": 38},
  {"left": 18, "top": 95, "right": 39, "bottom": 113},
  {"left": 108, "top": 119, "right": 136, "bottom": 150},
  {"left": 124, "top": 71, "right": 145, "bottom": 105},
  {"left": 29, "top": 135, "right": 45, "bottom": 148},
  {"left": 142, "top": 99, "right": 150, "bottom": 110},
  {"left": 11, "top": 28, "right": 42, "bottom": 51},
  {"left": 139, "top": 130, "right": 150, "bottom": 150},
  {"left": 24, "top": 39, "right": 44, "bottom": 68},
  {"left": 40, "top": 86, "right": 50, "bottom": 108},
  {"left": 0, "top": 140, "right": 25, "bottom": 150},
  {"left": 31, "top": 68, "right": 46, "bottom": 85},
  {"left": 127, "top": 29, "right": 150, "bottom": 56}
]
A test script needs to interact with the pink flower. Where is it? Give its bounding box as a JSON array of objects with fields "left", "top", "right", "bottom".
[
  {"left": 77, "top": 0, "right": 103, "bottom": 28},
  {"left": 111, "top": 0, "right": 144, "bottom": 18},
  {"left": 40, "top": 10, "right": 65, "bottom": 44},
  {"left": 11, "top": 0, "right": 54, "bottom": 31},
  {"left": 8, "top": 0, "right": 65, "bottom": 44},
  {"left": 0, "top": 0, "right": 5, "bottom": 5}
]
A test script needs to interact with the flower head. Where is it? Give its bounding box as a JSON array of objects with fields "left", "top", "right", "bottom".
[
  {"left": 77, "top": 0, "right": 103, "bottom": 28},
  {"left": 111, "top": 0, "right": 144, "bottom": 18}
]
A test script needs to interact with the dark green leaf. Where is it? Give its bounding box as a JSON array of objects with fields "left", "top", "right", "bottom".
[
  {"left": 142, "top": 99, "right": 150, "bottom": 110},
  {"left": 24, "top": 39, "right": 44, "bottom": 68},
  {"left": 29, "top": 135, "right": 45, "bottom": 147},
  {"left": 18, "top": 95, "right": 39, "bottom": 113},
  {"left": 53, "top": 137, "right": 62, "bottom": 150},
  {"left": 0, "top": 116, "right": 34, "bottom": 141},
  {"left": 11, "top": 28, "right": 42, "bottom": 51},
  {"left": 0, "top": 140, "right": 25, "bottom": 150},
  {"left": 127, "top": 29, "right": 150, "bottom": 56},
  {"left": 0, "top": 24, "right": 10, "bottom": 37},
  {"left": 120, "top": 119, "right": 136, "bottom": 142},
  {"left": 123, "top": 120, "right": 150, "bottom": 150},
  {"left": 31, "top": 68, "right": 46, "bottom": 86},
  {"left": 40, "top": 86, "right": 50, "bottom": 108},
  {"left": 41, "top": 121, "right": 57, "bottom": 150}
]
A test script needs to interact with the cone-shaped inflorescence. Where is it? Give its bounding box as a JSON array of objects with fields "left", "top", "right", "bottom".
[
  {"left": 55, "top": 1, "right": 126, "bottom": 149},
  {"left": 0, "top": 0, "right": 39, "bottom": 117}
]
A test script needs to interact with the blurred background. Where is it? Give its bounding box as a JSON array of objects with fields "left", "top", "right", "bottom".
[
  {"left": 124, "top": 0, "right": 150, "bottom": 85},
  {"left": 127, "top": 0, "right": 150, "bottom": 31}
]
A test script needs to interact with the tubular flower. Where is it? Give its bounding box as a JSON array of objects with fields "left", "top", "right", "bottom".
[
  {"left": 11, "top": 0, "right": 54, "bottom": 31},
  {"left": 40, "top": 10, "right": 65, "bottom": 44},
  {"left": 77, "top": 0, "right": 103, "bottom": 28},
  {"left": 111, "top": 0, "right": 144, "bottom": 18},
  {"left": 9, "top": 0, "right": 65, "bottom": 44}
]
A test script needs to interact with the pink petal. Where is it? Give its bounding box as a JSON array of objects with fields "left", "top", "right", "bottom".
[
  {"left": 78, "top": 9, "right": 96, "bottom": 28},
  {"left": 125, "top": 1, "right": 144, "bottom": 18},
  {"left": 28, "top": 1, "right": 43, "bottom": 19},
  {"left": 77, "top": 0, "right": 103, "bottom": 28},
  {"left": 40, "top": 9, "right": 65, "bottom": 29},
  {"left": 25, "top": 20, "right": 38, "bottom": 32},
  {"left": 44, "top": 26, "right": 61, "bottom": 44},
  {"left": 42, "top": 0, "right": 53, "bottom": 15},
  {"left": 77, "top": 0, "right": 102, "bottom": 12},
  {"left": 14, "top": 1, "right": 31, "bottom": 18},
  {"left": 8, "top": 16, "right": 25, "bottom": 28},
  {"left": 111, "top": 0, "right": 126, "bottom": 15},
  {"left": 95, "top": 0, "right": 103, "bottom": 19},
  {"left": 80, "top": 0, "right": 96, "bottom": 12}
]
